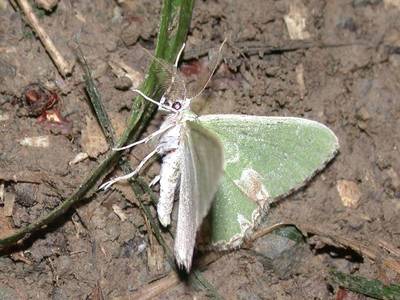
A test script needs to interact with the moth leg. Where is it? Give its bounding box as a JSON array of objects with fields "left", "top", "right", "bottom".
[
  {"left": 149, "top": 175, "right": 160, "bottom": 187},
  {"left": 131, "top": 88, "right": 178, "bottom": 113},
  {"left": 99, "top": 147, "right": 159, "bottom": 190},
  {"left": 157, "top": 150, "right": 180, "bottom": 227},
  {"left": 113, "top": 124, "right": 174, "bottom": 151}
]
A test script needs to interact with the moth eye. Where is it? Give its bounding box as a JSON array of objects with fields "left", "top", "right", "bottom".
[{"left": 172, "top": 101, "right": 182, "bottom": 110}]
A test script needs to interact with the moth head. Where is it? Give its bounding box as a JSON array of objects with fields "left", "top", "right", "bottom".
[{"left": 173, "top": 101, "right": 183, "bottom": 110}]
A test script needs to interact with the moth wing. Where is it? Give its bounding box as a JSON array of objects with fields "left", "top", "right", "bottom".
[
  {"left": 198, "top": 115, "right": 339, "bottom": 248},
  {"left": 187, "top": 41, "right": 226, "bottom": 100},
  {"left": 174, "top": 119, "right": 224, "bottom": 272},
  {"left": 142, "top": 49, "right": 187, "bottom": 101}
]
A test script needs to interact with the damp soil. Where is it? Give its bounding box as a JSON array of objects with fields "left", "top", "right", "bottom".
[{"left": 1, "top": 0, "right": 400, "bottom": 299}]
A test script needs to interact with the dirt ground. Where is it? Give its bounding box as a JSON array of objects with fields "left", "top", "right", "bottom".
[{"left": 1, "top": 0, "right": 400, "bottom": 299}]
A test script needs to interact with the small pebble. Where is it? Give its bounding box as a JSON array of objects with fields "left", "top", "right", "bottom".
[
  {"left": 114, "top": 76, "right": 133, "bottom": 91},
  {"left": 356, "top": 107, "right": 370, "bottom": 121}
]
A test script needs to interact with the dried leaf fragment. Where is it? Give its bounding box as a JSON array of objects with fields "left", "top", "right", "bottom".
[
  {"left": 284, "top": 1, "right": 311, "bottom": 40},
  {"left": 337, "top": 180, "right": 362, "bottom": 208},
  {"left": 19, "top": 136, "right": 50, "bottom": 147},
  {"left": 81, "top": 116, "right": 109, "bottom": 158}
]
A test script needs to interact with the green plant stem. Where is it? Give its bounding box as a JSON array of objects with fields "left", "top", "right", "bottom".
[
  {"left": 79, "top": 48, "right": 116, "bottom": 145},
  {"left": 330, "top": 270, "right": 400, "bottom": 300}
]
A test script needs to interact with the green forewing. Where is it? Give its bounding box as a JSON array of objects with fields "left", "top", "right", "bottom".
[{"left": 199, "top": 115, "right": 339, "bottom": 247}]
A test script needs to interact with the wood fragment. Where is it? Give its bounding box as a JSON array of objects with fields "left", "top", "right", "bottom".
[
  {"left": 0, "top": 211, "right": 15, "bottom": 239},
  {"left": 0, "top": 184, "right": 4, "bottom": 203},
  {"left": 69, "top": 152, "right": 89, "bottom": 165},
  {"left": 182, "top": 40, "right": 364, "bottom": 60},
  {"left": 3, "top": 192, "right": 16, "bottom": 217},
  {"left": 90, "top": 281, "right": 105, "bottom": 300},
  {"left": 19, "top": 136, "right": 50, "bottom": 148},
  {"left": 10, "top": 251, "right": 32, "bottom": 265},
  {"left": 35, "top": 0, "right": 58, "bottom": 11},
  {"left": 142, "top": 207, "right": 165, "bottom": 273},
  {"left": 0, "top": 170, "right": 47, "bottom": 184},
  {"left": 295, "top": 63, "right": 306, "bottom": 99},
  {"left": 379, "top": 239, "right": 400, "bottom": 258},
  {"left": 129, "top": 272, "right": 181, "bottom": 300},
  {"left": 131, "top": 252, "right": 224, "bottom": 299},
  {"left": 284, "top": 1, "right": 311, "bottom": 40},
  {"left": 16, "top": 0, "right": 73, "bottom": 76},
  {"left": 249, "top": 222, "right": 288, "bottom": 242},
  {"left": 112, "top": 204, "right": 127, "bottom": 222},
  {"left": 336, "top": 180, "right": 362, "bottom": 208},
  {"left": 147, "top": 242, "right": 165, "bottom": 273}
]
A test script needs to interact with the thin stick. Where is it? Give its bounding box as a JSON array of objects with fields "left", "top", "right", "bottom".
[
  {"left": 130, "top": 252, "right": 225, "bottom": 299},
  {"left": 249, "top": 222, "right": 287, "bottom": 242},
  {"left": 0, "top": 170, "right": 48, "bottom": 184},
  {"left": 182, "top": 39, "right": 367, "bottom": 60},
  {"left": 130, "top": 272, "right": 181, "bottom": 300},
  {"left": 16, "top": 0, "right": 73, "bottom": 76}
]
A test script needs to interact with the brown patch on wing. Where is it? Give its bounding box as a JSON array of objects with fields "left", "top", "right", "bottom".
[{"left": 234, "top": 169, "right": 269, "bottom": 204}]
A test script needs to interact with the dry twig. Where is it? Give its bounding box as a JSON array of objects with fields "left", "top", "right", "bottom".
[
  {"left": 130, "top": 272, "right": 181, "bottom": 300},
  {"left": 16, "top": 0, "right": 73, "bottom": 76},
  {"left": 130, "top": 252, "right": 224, "bottom": 299}
]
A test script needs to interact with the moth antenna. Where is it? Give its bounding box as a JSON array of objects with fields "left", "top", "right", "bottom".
[
  {"left": 188, "top": 38, "right": 227, "bottom": 100},
  {"left": 132, "top": 89, "right": 178, "bottom": 113},
  {"left": 175, "top": 43, "right": 188, "bottom": 98},
  {"left": 174, "top": 43, "right": 186, "bottom": 68}
]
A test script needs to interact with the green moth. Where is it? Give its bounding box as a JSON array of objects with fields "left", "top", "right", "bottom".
[{"left": 100, "top": 43, "right": 339, "bottom": 272}]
